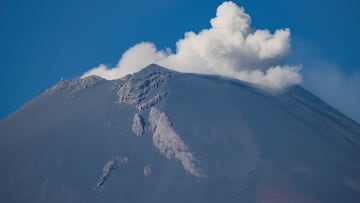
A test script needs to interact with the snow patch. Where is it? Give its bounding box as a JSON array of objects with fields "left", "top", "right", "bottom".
[{"left": 148, "top": 107, "right": 204, "bottom": 177}]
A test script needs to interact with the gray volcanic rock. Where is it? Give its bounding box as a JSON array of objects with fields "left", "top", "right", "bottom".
[
  {"left": 131, "top": 113, "right": 145, "bottom": 136},
  {"left": 95, "top": 156, "right": 128, "bottom": 192},
  {"left": 148, "top": 107, "right": 204, "bottom": 177},
  {"left": 0, "top": 64, "right": 359, "bottom": 203}
]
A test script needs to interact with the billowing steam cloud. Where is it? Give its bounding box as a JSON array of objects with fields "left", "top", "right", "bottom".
[{"left": 81, "top": 1, "right": 301, "bottom": 91}]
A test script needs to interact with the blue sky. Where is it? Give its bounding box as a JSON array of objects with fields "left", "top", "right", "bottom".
[{"left": 1, "top": 0, "right": 359, "bottom": 121}]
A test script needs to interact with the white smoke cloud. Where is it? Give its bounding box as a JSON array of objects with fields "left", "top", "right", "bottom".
[{"left": 81, "top": 1, "right": 301, "bottom": 92}]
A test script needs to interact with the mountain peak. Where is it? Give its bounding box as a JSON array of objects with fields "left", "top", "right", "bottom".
[
  {"left": 134, "top": 63, "right": 179, "bottom": 76},
  {"left": 1, "top": 63, "right": 360, "bottom": 202}
]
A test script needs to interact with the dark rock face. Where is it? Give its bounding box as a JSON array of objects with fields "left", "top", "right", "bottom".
[{"left": 0, "top": 64, "right": 359, "bottom": 203}]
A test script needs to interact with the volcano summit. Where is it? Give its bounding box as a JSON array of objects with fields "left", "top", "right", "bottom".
[{"left": 0, "top": 64, "right": 359, "bottom": 202}]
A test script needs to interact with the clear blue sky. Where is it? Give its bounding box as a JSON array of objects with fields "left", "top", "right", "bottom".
[{"left": 1, "top": 0, "right": 359, "bottom": 121}]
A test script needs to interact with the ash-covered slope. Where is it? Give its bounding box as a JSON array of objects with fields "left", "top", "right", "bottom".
[{"left": 0, "top": 64, "right": 359, "bottom": 203}]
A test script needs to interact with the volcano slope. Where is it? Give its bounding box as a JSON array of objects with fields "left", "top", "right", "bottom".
[{"left": 0, "top": 64, "right": 359, "bottom": 203}]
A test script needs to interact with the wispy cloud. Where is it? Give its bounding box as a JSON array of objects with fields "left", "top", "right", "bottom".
[{"left": 303, "top": 63, "right": 360, "bottom": 123}]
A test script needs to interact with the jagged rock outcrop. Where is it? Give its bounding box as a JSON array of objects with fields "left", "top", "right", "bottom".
[
  {"left": 116, "top": 65, "right": 174, "bottom": 111},
  {"left": 95, "top": 156, "right": 128, "bottom": 192},
  {"left": 132, "top": 113, "right": 145, "bottom": 136},
  {"left": 47, "top": 75, "right": 105, "bottom": 98}
]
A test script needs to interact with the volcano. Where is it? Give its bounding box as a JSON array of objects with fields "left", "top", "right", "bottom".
[{"left": 0, "top": 64, "right": 359, "bottom": 202}]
